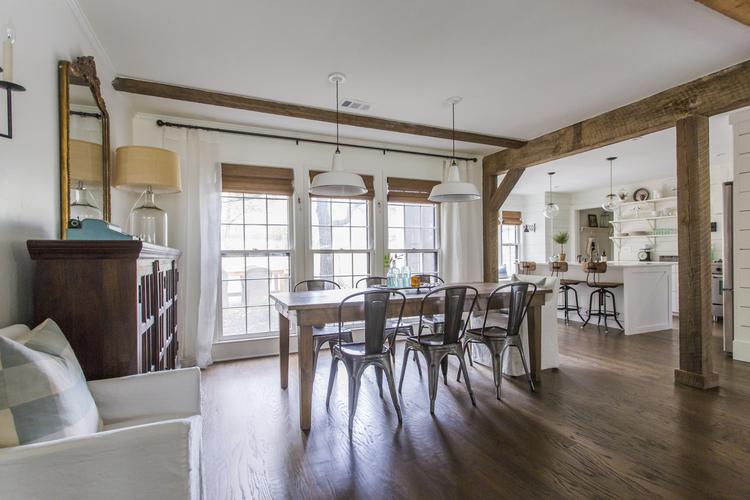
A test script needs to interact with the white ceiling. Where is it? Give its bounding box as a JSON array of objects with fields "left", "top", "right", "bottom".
[
  {"left": 510, "top": 108, "right": 745, "bottom": 195},
  {"left": 76, "top": 0, "right": 750, "bottom": 158}
]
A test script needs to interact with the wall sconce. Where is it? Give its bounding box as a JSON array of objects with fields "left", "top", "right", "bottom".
[
  {"left": 0, "top": 18, "right": 26, "bottom": 139},
  {"left": 523, "top": 224, "right": 536, "bottom": 233}
]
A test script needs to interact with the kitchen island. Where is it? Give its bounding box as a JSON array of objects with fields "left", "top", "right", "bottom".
[{"left": 528, "top": 261, "right": 673, "bottom": 335}]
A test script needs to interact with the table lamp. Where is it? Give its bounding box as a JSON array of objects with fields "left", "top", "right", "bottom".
[
  {"left": 69, "top": 139, "right": 103, "bottom": 221},
  {"left": 114, "top": 146, "right": 181, "bottom": 246}
]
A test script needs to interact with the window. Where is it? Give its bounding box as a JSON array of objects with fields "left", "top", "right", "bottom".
[
  {"left": 499, "top": 224, "right": 519, "bottom": 270},
  {"left": 311, "top": 197, "right": 370, "bottom": 288},
  {"left": 388, "top": 202, "right": 438, "bottom": 274},
  {"left": 219, "top": 164, "right": 294, "bottom": 340}
]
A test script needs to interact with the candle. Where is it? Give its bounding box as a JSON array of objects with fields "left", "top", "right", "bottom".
[{"left": 3, "top": 18, "right": 15, "bottom": 82}]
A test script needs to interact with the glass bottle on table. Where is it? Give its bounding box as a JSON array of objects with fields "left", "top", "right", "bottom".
[
  {"left": 401, "top": 263, "right": 411, "bottom": 287},
  {"left": 387, "top": 263, "right": 396, "bottom": 288}
]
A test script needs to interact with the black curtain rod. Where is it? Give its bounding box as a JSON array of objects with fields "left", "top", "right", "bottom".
[
  {"left": 155, "top": 119, "right": 478, "bottom": 162},
  {"left": 70, "top": 110, "right": 102, "bottom": 119}
]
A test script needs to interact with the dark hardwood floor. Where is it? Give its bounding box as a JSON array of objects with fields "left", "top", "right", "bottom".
[{"left": 201, "top": 319, "right": 750, "bottom": 499}]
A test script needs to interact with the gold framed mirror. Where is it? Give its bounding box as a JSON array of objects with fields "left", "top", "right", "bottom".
[{"left": 59, "top": 56, "right": 111, "bottom": 238}]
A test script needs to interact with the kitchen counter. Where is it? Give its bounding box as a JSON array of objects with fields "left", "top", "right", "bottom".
[
  {"left": 561, "top": 261, "right": 673, "bottom": 268},
  {"left": 528, "top": 261, "right": 673, "bottom": 334}
]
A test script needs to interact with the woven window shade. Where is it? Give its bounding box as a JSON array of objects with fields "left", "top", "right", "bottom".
[
  {"left": 221, "top": 164, "right": 294, "bottom": 196},
  {"left": 501, "top": 211, "right": 522, "bottom": 226},
  {"left": 387, "top": 177, "right": 441, "bottom": 204},
  {"left": 309, "top": 170, "right": 375, "bottom": 200}
]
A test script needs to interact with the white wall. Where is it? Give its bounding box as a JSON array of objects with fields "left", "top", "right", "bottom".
[
  {"left": 0, "top": 0, "right": 134, "bottom": 327},
  {"left": 523, "top": 194, "right": 547, "bottom": 263},
  {"left": 516, "top": 191, "right": 573, "bottom": 265}
]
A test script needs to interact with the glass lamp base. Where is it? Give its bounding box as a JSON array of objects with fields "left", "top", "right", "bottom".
[{"left": 130, "top": 204, "right": 168, "bottom": 246}]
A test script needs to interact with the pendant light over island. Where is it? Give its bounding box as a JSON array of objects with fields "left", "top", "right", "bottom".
[{"left": 543, "top": 172, "right": 559, "bottom": 219}]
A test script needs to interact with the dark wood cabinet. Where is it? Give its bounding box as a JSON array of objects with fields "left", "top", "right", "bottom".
[{"left": 27, "top": 240, "right": 181, "bottom": 381}]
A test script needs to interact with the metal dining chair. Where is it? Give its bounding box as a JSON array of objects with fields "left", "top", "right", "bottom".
[
  {"left": 355, "top": 275, "right": 422, "bottom": 374},
  {"left": 461, "top": 282, "right": 537, "bottom": 399},
  {"left": 293, "top": 279, "right": 353, "bottom": 377},
  {"left": 326, "top": 290, "right": 406, "bottom": 435},
  {"left": 415, "top": 274, "right": 446, "bottom": 332},
  {"left": 398, "top": 285, "right": 477, "bottom": 414}
]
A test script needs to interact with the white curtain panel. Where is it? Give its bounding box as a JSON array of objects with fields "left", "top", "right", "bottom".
[
  {"left": 438, "top": 159, "right": 484, "bottom": 283},
  {"left": 163, "top": 128, "right": 222, "bottom": 369}
]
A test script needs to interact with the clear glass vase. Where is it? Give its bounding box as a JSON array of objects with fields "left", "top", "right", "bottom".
[{"left": 130, "top": 188, "right": 168, "bottom": 246}]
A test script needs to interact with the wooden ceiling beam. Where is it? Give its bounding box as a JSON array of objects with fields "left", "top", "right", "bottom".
[
  {"left": 112, "top": 77, "right": 527, "bottom": 149},
  {"left": 695, "top": 0, "right": 750, "bottom": 28},
  {"left": 483, "top": 58, "right": 750, "bottom": 175}
]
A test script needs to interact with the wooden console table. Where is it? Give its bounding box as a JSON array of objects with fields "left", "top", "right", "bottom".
[{"left": 27, "top": 240, "right": 181, "bottom": 380}]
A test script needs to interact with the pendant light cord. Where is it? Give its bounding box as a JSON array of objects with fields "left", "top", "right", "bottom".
[
  {"left": 549, "top": 173, "right": 553, "bottom": 203},
  {"left": 610, "top": 158, "right": 613, "bottom": 194},
  {"left": 335, "top": 80, "right": 340, "bottom": 154},
  {"left": 452, "top": 102, "right": 456, "bottom": 161}
]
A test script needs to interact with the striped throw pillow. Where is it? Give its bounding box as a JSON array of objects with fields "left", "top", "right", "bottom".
[{"left": 0, "top": 319, "right": 102, "bottom": 448}]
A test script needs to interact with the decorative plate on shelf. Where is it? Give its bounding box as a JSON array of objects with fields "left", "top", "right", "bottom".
[{"left": 633, "top": 188, "right": 650, "bottom": 201}]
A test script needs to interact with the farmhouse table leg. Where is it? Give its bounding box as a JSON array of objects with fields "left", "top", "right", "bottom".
[
  {"left": 526, "top": 304, "right": 543, "bottom": 382},
  {"left": 298, "top": 325, "right": 314, "bottom": 430},
  {"left": 279, "top": 313, "right": 289, "bottom": 389}
]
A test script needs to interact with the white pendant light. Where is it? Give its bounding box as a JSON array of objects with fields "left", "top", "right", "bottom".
[
  {"left": 543, "top": 172, "right": 559, "bottom": 218},
  {"left": 309, "top": 73, "right": 367, "bottom": 197},
  {"left": 602, "top": 156, "right": 621, "bottom": 212},
  {"left": 428, "top": 97, "right": 481, "bottom": 203}
]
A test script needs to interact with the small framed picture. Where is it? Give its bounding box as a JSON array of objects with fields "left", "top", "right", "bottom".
[
  {"left": 599, "top": 213, "right": 610, "bottom": 228},
  {"left": 588, "top": 214, "right": 598, "bottom": 227}
]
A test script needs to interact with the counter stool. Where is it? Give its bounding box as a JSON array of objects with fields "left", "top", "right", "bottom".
[
  {"left": 549, "top": 261, "right": 585, "bottom": 325},
  {"left": 580, "top": 262, "right": 624, "bottom": 333},
  {"left": 518, "top": 262, "right": 536, "bottom": 275}
]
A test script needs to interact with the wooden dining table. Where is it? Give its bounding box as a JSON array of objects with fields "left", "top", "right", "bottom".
[{"left": 270, "top": 282, "right": 550, "bottom": 430}]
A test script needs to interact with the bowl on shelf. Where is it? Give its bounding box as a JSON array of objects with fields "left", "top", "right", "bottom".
[{"left": 631, "top": 230, "right": 647, "bottom": 236}]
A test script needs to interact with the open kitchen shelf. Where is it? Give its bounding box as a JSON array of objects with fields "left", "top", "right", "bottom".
[
  {"left": 609, "top": 233, "right": 678, "bottom": 248},
  {"left": 616, "top": 196, "right": 677, "bottom": 211},
  {"left": 610, "top": 215, "right": 677, "bottom": 231}
]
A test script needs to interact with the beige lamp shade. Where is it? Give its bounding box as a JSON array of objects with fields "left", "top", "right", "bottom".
[
  {"left": 69, "top": 139, "right": 103, "bottom": 186},
  {"left": 114, "top": 146, "right": 182, "bottom": 194}
]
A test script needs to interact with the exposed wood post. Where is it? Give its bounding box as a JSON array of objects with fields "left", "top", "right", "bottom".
[
  {"left": 490, "top": 166, "right": 525, "bottom": 212},
  {"left": 674, "top": 114, "right": 719, "bottom": 389},
  {"left": 483, "top": 170, "right": 499, "bottom": 282}
]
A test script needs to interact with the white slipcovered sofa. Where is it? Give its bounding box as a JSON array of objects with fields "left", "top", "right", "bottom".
[
  {"left": 0, "top": 324, "right": 204, "bottom": 500},
  {"left": 469, "top": 276, "right": 560, "bottom": 376}
]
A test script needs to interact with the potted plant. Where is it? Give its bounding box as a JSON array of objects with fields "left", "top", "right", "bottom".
[
  {"left": 383, "top": 254, "right": 395, "bottom": 269},
  {"left": 552, "top": 231, "right": 569, "bottom": 261}
]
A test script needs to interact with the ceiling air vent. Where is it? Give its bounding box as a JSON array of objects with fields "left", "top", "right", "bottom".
[{"left": 339, "top": 98, "right": 373, "bottom": 112}]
